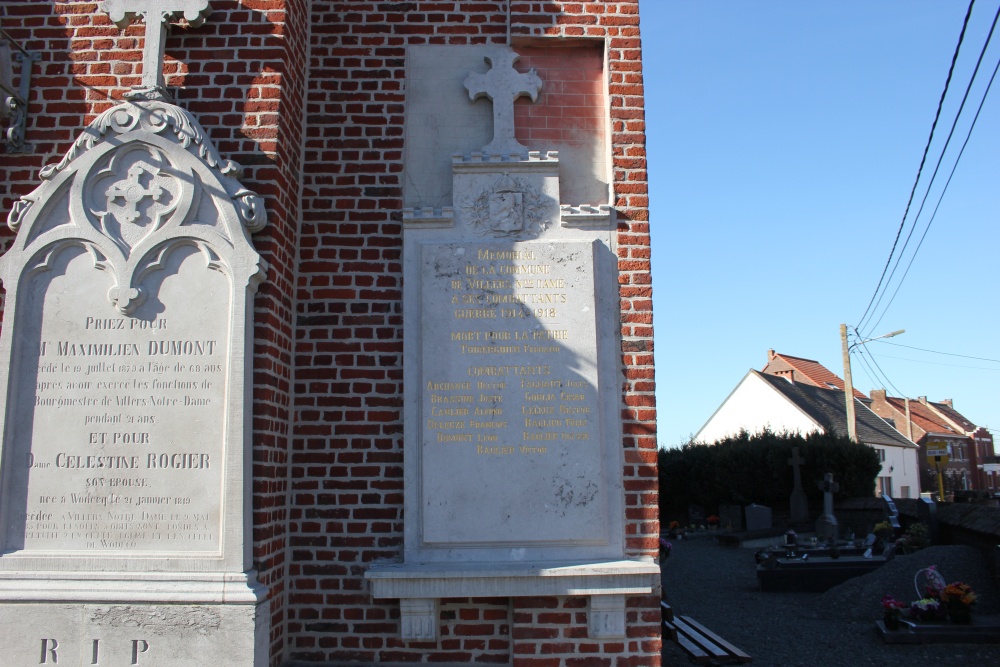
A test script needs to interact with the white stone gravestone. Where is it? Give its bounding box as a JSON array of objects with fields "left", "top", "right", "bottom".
[
  {"left": 366, "top": 45, "right": 657, "bottom": 642},
  {"left": 0, "top": 5, "right": 269, "bottom": 664}
]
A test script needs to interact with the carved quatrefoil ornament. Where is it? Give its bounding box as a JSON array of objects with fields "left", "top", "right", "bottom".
[{"left": 87, "top": 145, "right": 182, "bottom": 257}]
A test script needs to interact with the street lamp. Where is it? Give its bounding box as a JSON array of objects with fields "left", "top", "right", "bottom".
[{"left": 840, "top": 325, "right": 905, "bottom": 441}]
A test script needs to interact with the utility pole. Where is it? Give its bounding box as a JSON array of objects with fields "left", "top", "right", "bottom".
[
  {"left": 840, "top": 324, "right": 857, "bottom": 441},
  {"left": 840, "top": 325, "right": 905, "bottom": 444}
]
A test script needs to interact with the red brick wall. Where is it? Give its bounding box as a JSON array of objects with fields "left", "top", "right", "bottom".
[
  {"left": 0, "top": 2, "right": 302, "bottom": 663},
  {"left": 0, "top": 2, "right": 657, "bottom": 666},
  {"left": 289, "top": 2, "right": 657, "bottom": 665}
]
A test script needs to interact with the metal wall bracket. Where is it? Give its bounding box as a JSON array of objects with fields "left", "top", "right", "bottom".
[{"left": 1, "top": 29, "right": 41, "bottom": 154}]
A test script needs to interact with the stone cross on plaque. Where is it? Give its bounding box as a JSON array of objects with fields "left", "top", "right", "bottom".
[
  {"left": 101, "top": 0, "right": 212, "bottom": 98},
  {"left": 464, "top": 51, "right": 542, "bottom": 156},
  {"left": 787, "top": 447, "right": 808, "bottom": 523}
]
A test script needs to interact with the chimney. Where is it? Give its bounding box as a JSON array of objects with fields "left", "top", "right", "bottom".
[
  {"left": 918, "top": 396, "right": 928, "bottom": 406},
  {"left": 768, "top": 349, "right": 777, "bottom": 362},
  {"left": 871, "top": 389, "right": 886, "bottom": 403},
  {"left": 940, "top": 399, "right": 953, "bottom": 408}
]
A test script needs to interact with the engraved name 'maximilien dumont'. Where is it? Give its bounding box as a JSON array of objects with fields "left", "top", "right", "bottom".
[
  {"left": 20, "top": 312, "right": 223, "bottom": 552},
  {"left": 424, "top": 246, "right": 593, "bottom": 456}
]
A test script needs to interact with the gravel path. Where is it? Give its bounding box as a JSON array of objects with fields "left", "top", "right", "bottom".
[{"left": 659, "top": 535, "right": 1000, "bottom": 666}]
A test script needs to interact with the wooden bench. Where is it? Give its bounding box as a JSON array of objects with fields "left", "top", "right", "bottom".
[{"left": 662, "top": 601, "right": 752, "bottom": 665}]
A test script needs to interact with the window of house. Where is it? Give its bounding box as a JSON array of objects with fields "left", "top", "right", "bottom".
[
  {"left": 900, "top": 486, "right": 911, "bottom": 498},
  {"left": 877, "top": 476, "right": 893, "bottom": 497},
  {"left": 875, "top": 448, "right": 886, "bottom": 462}
]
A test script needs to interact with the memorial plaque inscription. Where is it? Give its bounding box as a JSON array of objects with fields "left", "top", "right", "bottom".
[
  {"left": 419, "top": 239, "right": 608, "bottom": 547},
  {"left": 5, "top": 245, "right": 226, "bottom": 554}
]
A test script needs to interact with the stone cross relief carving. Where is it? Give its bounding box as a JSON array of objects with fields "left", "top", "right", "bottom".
[
  {"left": 101, "top": 0, "right": 212, "bottom": 98},
  {"left": 464, "top": 51, "right": 542, "bottom": 156},
  {"left": 106, "top": 161, "right": 165, "bottom": 225}
]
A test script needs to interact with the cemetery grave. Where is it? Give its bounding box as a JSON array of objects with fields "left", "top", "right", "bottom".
[
  {"left": 749, "top": 474, "right": 894, "bottom": 592},
  {"left": 661, "top": 535, "right": 1000, "bottom": 665}
]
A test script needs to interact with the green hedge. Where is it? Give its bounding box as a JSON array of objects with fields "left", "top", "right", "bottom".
[{"left": 658, "top": 430, "right": 881, "bottom": 514}]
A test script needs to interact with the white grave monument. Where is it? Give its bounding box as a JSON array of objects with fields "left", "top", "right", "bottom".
[
  {"left": 0, "top": 2, "right": 269, "bottom": 664},
  {"left": 366, "top": 46, "right": 658, "bottom": 641}
]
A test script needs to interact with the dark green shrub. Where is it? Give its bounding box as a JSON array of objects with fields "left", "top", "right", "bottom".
[{"left": 658, "top": 429, "right": 881, "bottom": 515}]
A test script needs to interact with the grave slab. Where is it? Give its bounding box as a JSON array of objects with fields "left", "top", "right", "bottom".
[{"left": 877, "top": 616, "right": 1000, "bottom": 644}]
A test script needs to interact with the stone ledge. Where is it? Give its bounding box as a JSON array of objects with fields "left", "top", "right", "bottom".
[
  {"left": 0, "top": 571, "right": 266, "bottom": 604},
  {"left": 402, "top": 207, "right": 454, "bottom": 228},
  {"left": 451, "top": 150, "right": 559, "bottom": 173},
  {"left": 366, "top": 559, "right": 658, "bottom": 598},
  {"left": 366, "top": 560, "right": 658, "bottom": 641},
  {"left": 560, "top": 204, "right": 613, "bottom": 229}
]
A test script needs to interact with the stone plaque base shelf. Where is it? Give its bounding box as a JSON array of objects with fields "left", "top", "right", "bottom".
[
  {"left": 367, "top": 560, "right": 659, "bottom": 641},
  {"left": 0, "top": 571, "right": 265, "bottom": 604}
]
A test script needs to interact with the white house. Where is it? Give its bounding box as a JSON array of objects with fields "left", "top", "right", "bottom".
[{"left": 695, "top": 369, "right": 922, "bottom": 498}]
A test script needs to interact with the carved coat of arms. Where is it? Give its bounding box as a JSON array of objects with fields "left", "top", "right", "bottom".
[{"left": 463, "top": 174, "right": 548, "bottom": 238}]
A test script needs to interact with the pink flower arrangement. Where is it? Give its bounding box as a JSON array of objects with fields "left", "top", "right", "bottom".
[{"left": 881, "top": 595, "right": 905, "bottom": 612}]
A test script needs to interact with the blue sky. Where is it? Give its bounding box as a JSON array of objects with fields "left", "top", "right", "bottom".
[{"left": 640, "top": 1, "right": 1000, "bottom": 447}]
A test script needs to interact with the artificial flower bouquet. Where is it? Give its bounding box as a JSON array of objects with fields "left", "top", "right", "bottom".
[{"left": 940, "top": 582, "right": 977, "bottom": 623}]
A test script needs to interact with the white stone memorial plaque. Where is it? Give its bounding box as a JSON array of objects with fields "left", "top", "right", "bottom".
[
  {"left": 6, "top": 245, "right": 226, "bottom": 554},
  {"left": 367, "top": 45, "right": 659, "bottom": 643},
  {"left": 0, "top": 96, "right": 268, "bottom": 665},
  {"left": 419, "top": 240, "right": 608, "bottom": 547}
]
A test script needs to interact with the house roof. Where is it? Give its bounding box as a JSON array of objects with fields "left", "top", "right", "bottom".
[
  {"left": 755, "top": 371, "right": 917, "bottom": 448},
  {"left": 928, "top": 400, "right": 977, "bottom": 433},
  {"left": 763, "top": 351, "right": 867, "bottom": 399},
  {"left": 882, "top": 396, "right": 967, "bottom": 440}
]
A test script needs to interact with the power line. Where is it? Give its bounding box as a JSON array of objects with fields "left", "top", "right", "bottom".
[
  {"left": 850, "top": 327, "right": 908, "bottom": 395},
  {"left": 866, "top": 352, "right": 1000, "bottom": 372},
  {"left": 856, "top": 0, "right": 978, "bottom": 332},
  {"left": 852, "top": 350, "right": 881, "bottom": 392},
  {"left": 854, "top": 345, "right": 907, "bottom": 397},
  {"left": 874, "top": 339, "right": 1000, "bottom": 364},
  {"left": 854, "top": 346, "right": 900, "bottom": 395},
  {"left": 865, "top": 5, "right": 1000, "bottom": 335},
  {"left": 867, "top": 52, "right": 1000, "bottom": 333}
]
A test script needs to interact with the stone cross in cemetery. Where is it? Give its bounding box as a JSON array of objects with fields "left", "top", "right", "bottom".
[
  {"left": 788, "top": 446, "right": 809, "bottom": 524},
  {"left": 101, "top": 0, "right": 212, "bottom": 97},
  {"left": 816, "top": 472, "right": 840, "bottom": 543},
  {"left": 0, "top": 3, "right": 268, "bottom": 664},
  {"left": 464, "top": 51, "right": 542, "bottom": 156}
]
